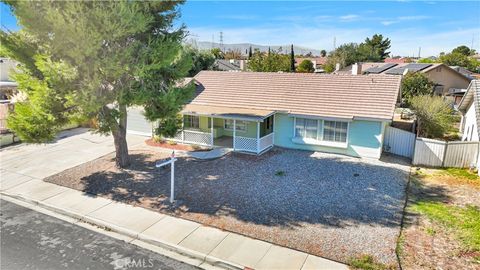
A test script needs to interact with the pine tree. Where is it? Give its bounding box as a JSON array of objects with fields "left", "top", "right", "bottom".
[
  {"left": 248, "top": 46, "right": 252, "bottom": 59},
  {"left": 2, "top": 1, "right": 193, "bottom": 168},
  {"left": 290, "top": 44, "right": 296, "bottom": 72}
]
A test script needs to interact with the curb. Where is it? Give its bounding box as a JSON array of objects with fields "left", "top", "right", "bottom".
[{"left": 0, "top": 191, "right": 243, "bottom": 270}]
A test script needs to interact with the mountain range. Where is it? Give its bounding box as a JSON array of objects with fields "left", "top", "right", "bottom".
[{"left": 188, "top": 40, "right": 322, "bottom": 56}]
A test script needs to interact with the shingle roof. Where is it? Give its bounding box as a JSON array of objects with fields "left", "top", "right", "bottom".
[
  {"left": 214, "top": 60, "right": 241, "bottom": 71},
  {"left": 181, "top": 104, "right": 274, "bottom": 121},
  {"left": 190, "top": 71, "right": 402, "bottom": 121}
]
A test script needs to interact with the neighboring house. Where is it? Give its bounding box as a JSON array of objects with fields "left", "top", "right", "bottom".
[
  {"left": 0, "top": 58, "right": 18, "bottom": 101},
  {"left": 213, "top": 59, "right": 247, "bottom": 71},
  {"left": 295, "top": 57, "right": 328, "bottom": 73},
  {"left": 458, "top": 80, "right": 480, "bottom": 142},
  {"left": 384, "top": 57, "right": 409, "bottom": 64},
  {"left": 341, "top": 62, "right": 471, "bottom": 103},
  {"left": 0, "top": 58, "right": 19, "bottom": 134},
  {"left": 127, "top": 71, "right": 402, "bottom": 159}
]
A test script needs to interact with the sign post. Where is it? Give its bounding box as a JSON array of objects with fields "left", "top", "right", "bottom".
[{"left": 156, "top": 151, "right": 178, "bottom": 203}]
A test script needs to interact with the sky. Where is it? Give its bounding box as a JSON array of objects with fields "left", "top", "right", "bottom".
[{"left": 2, "top": 1, "right": 479, "bottom": 57}]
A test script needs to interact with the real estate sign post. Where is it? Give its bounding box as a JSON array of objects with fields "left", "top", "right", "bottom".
[{"left": 156, "top": 151, "right": 177, "bottom": 203}]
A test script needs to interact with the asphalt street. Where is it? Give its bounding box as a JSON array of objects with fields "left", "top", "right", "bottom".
[{"left": 0, "top": 199, "right": 199, "bottom": 270}]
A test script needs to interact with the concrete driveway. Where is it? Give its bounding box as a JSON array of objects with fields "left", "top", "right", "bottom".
[{"left": 0, "top": 128, "right": 146, "bottom": 183}]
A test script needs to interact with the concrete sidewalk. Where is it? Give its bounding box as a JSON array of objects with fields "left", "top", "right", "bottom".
[{"left": 1, "top": 179, "right": 347, "bottom": 270}]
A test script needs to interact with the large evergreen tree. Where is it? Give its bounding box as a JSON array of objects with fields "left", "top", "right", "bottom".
[
  {"left": 290, "top": 44, "right": 295, "bottom": 72},
  {"left": 364, "top": 34, "right": 391, "bottom": 60},
  {"left": 2, "top": 1, "right": 193, "bottom": 168}
]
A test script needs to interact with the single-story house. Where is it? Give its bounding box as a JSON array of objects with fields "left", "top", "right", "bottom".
[
  {"left": 458, "top": 80, "right": 480, "bottom": 142},
  {"left": 339, "top": 62, "right": 471, "bottom": 101},
  {"left": 213, "top": 59, "right": 247, "bottom": 72},
  {"left": 127, "top": 71, "right": 401, "bottom": 159}
]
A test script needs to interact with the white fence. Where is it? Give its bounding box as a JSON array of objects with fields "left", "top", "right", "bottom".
[
  {"left": 383, "top": 126, "right": 416, "bottom": 158},
  {"left": 168, "top": 130, "right": 212, "bottom": 146},
  {"left": 234, "top": 133, "right": 275, "bottom": 154},
  {"left": 234, "top": 136, "right": 258, "bottom": 153},
  {"left": 412, "top": 138, "right": 479, "bottom": 168},
  {"left": 258, "top": 133, "right": 274, "bottom": 153}
]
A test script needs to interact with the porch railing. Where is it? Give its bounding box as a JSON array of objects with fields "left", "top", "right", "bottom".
[
  {"left": 258, "top": 132, "right": 274, "bottom": 153},
  {"left": 234, "top": 136, "right": 258, "bottom": 153},
  {"left": 168, "top": 130, "right": 212, "bottom": 146},
  {"left": 234, "top": 132, "right": 275, "bottom": 154}
]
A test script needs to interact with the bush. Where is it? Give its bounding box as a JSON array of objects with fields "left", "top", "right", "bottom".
[
  {"left": 153, "top": 135, "right": 164, "bottom": 143},
  {"left": 191, "top": 144, "right": 202, "bottom": 150},
  {"left": 401, "top": 72, "right": 435, "bottom": 104},
  {"left": 297, "top": 60, "right": 315, "bottom": 73},
  {"left": 410, "top": 95, "right": 455, "bottom": 138}
]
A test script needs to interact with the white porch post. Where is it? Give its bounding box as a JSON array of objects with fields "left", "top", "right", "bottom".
[
  {"left": 272, "top": 115, "right": 275, "bottom": 145},
  {"left": 233, "top": 119, "right": 236, "bottom": 151},
  {"left": 257, "top": 121, "right": 260, "bottom": 154},
  {"left": 181, "top": 115, "right": 185, "bottom": 143},
  {"left": 210, "top": 117, "right": 214, "bottom": 146}
]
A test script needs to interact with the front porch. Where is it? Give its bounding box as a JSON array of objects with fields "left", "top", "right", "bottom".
[{"left": 167, "top": 105, "right": 275, "bottom": 154}]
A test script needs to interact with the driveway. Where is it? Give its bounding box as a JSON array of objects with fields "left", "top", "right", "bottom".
[
  {"left": 44, "top": 147, "right": 411, "bottom": 265},
  {"left": 0, "top": 128, "right": 146, "bottom": 182}
]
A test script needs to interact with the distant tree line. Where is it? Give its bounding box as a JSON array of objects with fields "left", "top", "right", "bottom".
[{"left": 323, "top": 34, "right": 391, "bottom": 72}]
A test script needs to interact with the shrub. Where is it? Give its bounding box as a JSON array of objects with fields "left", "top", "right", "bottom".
[
  {"left": 297, "top": 60, "right": 315, "bottom": 73},
  {"left": 410, "top": 95, "right": 455, "bottom": 138},
  {"left": 191, "top": 144, "right": 201, "bottom": 150},
  {"left": 401, "top": 72, "right": 435, "bottom": 104}
]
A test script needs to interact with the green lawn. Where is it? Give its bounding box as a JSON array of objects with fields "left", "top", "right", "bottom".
[
  {"left": 410, "top": 202, "right": 480, "bottom": 253},
  {"left": 442, "top": 168, "right": 480, "bottom": 181},
  {"left": 349, "top": 255, "right": 395, "bottom": 270}
]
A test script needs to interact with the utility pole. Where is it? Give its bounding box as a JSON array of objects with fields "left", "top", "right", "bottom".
[
  {"left": 471, "top": 34, "right": 474, "bottom": 51},
  {"left": 418, "top": 47, "right": 421, "bottom": 58},
  {"left": 219, "top": 31, "right": 224, "bottom": 52},
  {"left": 333, "top": 36, "right": 336, "bottom": 50}
]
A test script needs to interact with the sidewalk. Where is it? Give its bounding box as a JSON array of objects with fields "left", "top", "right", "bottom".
[{"left": 1, "top": 179, "right": 348, "bottom": 270}]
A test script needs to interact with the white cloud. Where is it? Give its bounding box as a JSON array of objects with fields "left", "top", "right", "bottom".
[
  {"left": 339, "top": 14, "right": 360, "bottom": 22},
  {"left": 381, "top": 21, "right": 396, "bottom": 26},
  {"left": 381, "top": 15, "right": 431, "bottom": 26}
]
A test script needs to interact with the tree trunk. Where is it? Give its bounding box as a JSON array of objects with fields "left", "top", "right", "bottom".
[{"left": 112, "top": 104, "right": 130, "bottom": 168}]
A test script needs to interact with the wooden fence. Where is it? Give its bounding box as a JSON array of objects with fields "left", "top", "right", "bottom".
[{"left": 412, "top": 137, "right": 480, "bottom": 168}]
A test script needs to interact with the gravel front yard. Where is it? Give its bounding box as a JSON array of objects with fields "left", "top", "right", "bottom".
[{"left": 45, "top": 147, "right": 410, "bottom": 265}]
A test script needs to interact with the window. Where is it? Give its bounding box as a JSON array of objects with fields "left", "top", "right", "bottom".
[
  {"left": 224, "top": 119, "right": 247, "bottom": 132},
  {"left": 323, "top": 121, "right": 348, "bottom": 143},
  {"left": 295, "top": 118, "right": 318, "bottom": 139},
  {"left": 184, "top": 115, "right": 199, "bottom": 129}
]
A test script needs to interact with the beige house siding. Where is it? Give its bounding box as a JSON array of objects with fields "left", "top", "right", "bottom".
[{"left": 424, "top": 66, "right": 470, "bottom": 95}]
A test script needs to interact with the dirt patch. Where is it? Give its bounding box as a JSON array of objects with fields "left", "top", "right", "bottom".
[
  {"left": 44, "top": 148, "right": 410, "bottom": 265},
  {"left": 398, "top": 168, "right": 480, "bottom": 269}
]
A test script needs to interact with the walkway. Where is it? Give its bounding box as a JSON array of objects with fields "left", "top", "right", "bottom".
[{"left": 187, "top": 147, "right": 232, "bottom": 160}]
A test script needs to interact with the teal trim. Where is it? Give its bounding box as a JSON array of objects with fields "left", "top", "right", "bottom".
[{"left": 274, "top": 113, "right": 385, "bottom": 158}]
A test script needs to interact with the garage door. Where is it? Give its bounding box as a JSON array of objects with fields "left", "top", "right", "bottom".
[{"left": 127, "top": 107, "right": 153, "bottom": 137}]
